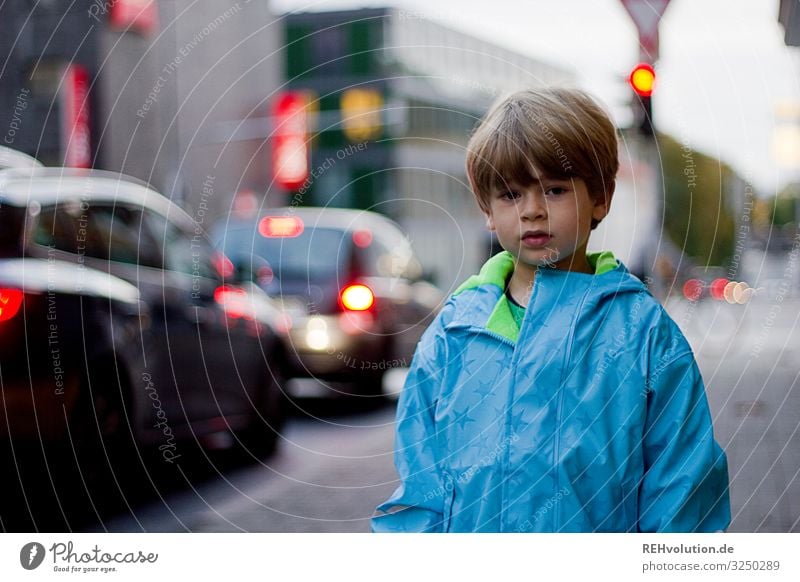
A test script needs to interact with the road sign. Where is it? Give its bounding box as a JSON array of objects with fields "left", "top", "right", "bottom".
[{"left": 620, "top": 0, "right": 670, "bottom": 60}]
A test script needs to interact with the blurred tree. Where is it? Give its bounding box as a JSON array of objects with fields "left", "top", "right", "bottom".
[
  {"left": 753, "top": 197, "right": 772, "bottom": 229},
  {"left": 769, "top": 183, "right": 799, "bottom": 226},
  {"left": 659, "top": 134, "right": 737, "bottom": 267}
]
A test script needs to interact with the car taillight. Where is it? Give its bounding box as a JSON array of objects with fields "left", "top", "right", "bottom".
[
  {"left": 211, "top": 251, "right": 235, "bottom": 280},
  {"left": 339, "top": 284, "right": 374, "bottom": 311},
  {"left": 214, "top": 285, "right": 249, "bottom": 319},
  {"left": 682, "top": 279, "right": 703, "bottom": 302},
  {"left": 709, "top": 278, "right": 728, "bottom": 301},
  {"left": 352, "top": 229, "right": 372, "bottom": 248},
  {"left": 258, "top": 216, "right": 304, "bottom": 238},
  {"left": 0, "top": 288, "right": 23, "bottom": 322}
]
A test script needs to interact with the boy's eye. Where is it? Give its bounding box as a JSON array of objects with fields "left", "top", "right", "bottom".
[
  {"left": 545, "top": 187, "right": 567, "bottom": 196},
  {"left": 501, "top": 190, "right": 521, "bottom": 200}
]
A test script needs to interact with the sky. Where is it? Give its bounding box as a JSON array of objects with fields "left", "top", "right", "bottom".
[{"left": 271, "top": 0, "right": 800, "bottom": 195}]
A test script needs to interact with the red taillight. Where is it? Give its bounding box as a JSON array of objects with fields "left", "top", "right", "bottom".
[
  {"left": 0, "top": 288, "right": 23, "bottom": 322},
  {"left": 258, "top": 216, "right": 304, "bottom": 238},
  {"left": 709, "top": 278, "right": 728, "bottom": 301},
  {"left": 682, "top": 279, "right": 703, "bottom": 302},
  {"left": 211, "top": 251, "right": 235, "bottom": 280},
  {"left": 352, "top": 229, "right": 372, "bottom": 248},
  {"left": 339, "top": 284, "right": 374, "bottom": 311},
  {"left": 214, "top": 285, "right": 249, "bottom": 319}
]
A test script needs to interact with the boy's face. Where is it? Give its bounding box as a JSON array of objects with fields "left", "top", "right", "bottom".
[{"left": 484, "top": 174, "right": 609, "bottom": 273}]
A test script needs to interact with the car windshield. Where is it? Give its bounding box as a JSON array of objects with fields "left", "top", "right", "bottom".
[{"left": 218, "top": 225, "right": 349, "bottom": 280}]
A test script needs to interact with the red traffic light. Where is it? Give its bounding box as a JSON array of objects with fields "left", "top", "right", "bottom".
[{"left": 629, "top": 63, "right": 656, "bottom": 97}]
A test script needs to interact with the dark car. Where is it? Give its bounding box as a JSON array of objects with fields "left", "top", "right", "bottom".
[
  {"left": 0, "top": 168, "right": 289, "bottom": 488},
  {"left": 212, "top": 207, "right": 443, "bottom": 395}
]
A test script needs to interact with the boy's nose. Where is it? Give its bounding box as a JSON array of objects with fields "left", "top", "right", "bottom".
[{"left": 520, "top": 191, "right": 547, "bottom": 221}]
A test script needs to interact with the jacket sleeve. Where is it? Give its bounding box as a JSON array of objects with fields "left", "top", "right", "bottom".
[
  {"left": 371, "top": 306, "right": 449, "bottom": 533},
  {"left": 638, "top": 345, "right": 731, "bottom": 532}
]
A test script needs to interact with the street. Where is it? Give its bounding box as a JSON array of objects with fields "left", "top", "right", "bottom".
[
  {"left": 667, "top": 285, "right": 800, "bottom": 531},
  {"left": 87, "top": 386, "right": 402, "bottom": 533},
  {"left": 72, "top": 252, "right": 800, "bottom": 533}
]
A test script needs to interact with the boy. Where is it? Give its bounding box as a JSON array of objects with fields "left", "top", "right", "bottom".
[{"left": 371, "top": 88, "right": 730, "bottom": 533}]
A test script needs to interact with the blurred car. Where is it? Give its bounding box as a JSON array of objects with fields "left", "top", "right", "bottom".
[
  {"left": 0, "top": 145, "right": 43, "bottom": 170},
  {"left": 212, "top": 207, "right": 444, "bottom": 395},
  {"left": 0, "top": 168, "right": 289, "bottom": 479}
]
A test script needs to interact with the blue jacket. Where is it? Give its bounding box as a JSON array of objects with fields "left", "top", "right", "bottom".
[{"left": 372, "top": 251, "right": 730, "bottom": 532}]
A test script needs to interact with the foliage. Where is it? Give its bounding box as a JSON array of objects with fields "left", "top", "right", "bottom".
[
  {"left": 768, "top": 183, "right": 799, "bottom": 226},
  {"left": 659, "top": 134, "right": 738, "bottom": 266}
]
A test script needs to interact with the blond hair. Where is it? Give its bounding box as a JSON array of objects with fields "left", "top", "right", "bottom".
[{"left": 466, "top": 88, "right": 619, "bottom": 225}]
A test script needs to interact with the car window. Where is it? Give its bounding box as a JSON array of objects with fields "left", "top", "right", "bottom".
[
  {"left": 358, "top": 235, "right": 390, "bottom": 277},
  {"left": 363, "top": 226, "right": 419, "bottom": 279},
  {"left": 33, "top": 203, "right": 103, "bottom": 257},
  {"left": 219, "top": 225, "right": 348, "bottom": 280},
  {"left": 86, "top": 205, "right": 161, "bottom": 268},
  {"left": 0, "top": 202, "right": 25, "bottom": 257},
  {"left": 143, "top": 210, "right": 216, "bottom": 279}
]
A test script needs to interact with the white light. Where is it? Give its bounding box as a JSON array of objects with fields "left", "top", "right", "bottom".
[{"left": 306, "top": 317, "right": 330, "bottom": 350}]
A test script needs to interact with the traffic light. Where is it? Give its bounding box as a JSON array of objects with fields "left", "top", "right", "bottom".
[
  {"left": 629, "top": 63, "right": 655, "bottom": 137},
  {"left": 271, "top": 91, "right": 310, "bottom": 191},
  {"left": 340, "top": 88, "right": 383, "bottom": 142}
]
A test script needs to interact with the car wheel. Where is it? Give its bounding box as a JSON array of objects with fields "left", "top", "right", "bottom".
[
  {"left": 355, "top": 366, "right": 386, "bottom": 397},
  {"left": 66, "top": 362, "right": 137, "bottom": 517},
  {"left": 354, "top": 337, "right": 391, "bottom": 397},
  {"left": 239, "top": 359, "right": 289, "bottom": 458}
]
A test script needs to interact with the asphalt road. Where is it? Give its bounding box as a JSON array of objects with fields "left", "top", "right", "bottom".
[
  {"left": 89, "top": 393, "right": 401, "bottom": 533},
  {"left": 667, "top": 294, "right": 800, "bottom": 532}
]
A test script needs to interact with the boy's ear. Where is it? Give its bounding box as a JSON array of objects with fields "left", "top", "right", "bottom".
[
  {"left": 484, "top": 210, "right": 496, "bottom": 232},
  {"left": 591, "top": 181, "right": 615, "bottom": 223}
]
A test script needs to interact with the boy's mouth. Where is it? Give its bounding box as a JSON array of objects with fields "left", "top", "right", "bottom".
[{"left": 521, "top": 230, "right": 552, "bottom": 247}]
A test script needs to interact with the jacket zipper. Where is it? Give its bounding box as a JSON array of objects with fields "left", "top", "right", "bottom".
[{"left": 501, "top": 273, "right": 542, "bottom": 531}]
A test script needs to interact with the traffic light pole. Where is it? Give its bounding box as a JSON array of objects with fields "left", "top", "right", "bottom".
[{"left": 621, "top": 0, "right": 671, "bottom": 298}]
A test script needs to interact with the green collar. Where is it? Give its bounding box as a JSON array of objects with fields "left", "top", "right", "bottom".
[{"left": 454, "top": 250, "right": 619, "bottom": 342}]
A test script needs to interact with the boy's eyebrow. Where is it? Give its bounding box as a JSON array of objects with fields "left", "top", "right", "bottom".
[{"left": 495, "top": 175, "right": 571, "bottom": 190}]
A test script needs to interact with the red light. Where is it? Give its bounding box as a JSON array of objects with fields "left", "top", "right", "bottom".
[
  {"left": 213, "top": 285, "right": 249, "bottom": 319},
  {"left": 629, "top": 63, "right": 656, "bottom": 97},
  {"left": 256, "top": 264, "right": 274, "bottom": 285},
  {"left": 60, "top": 64, "right": 91, "bottom": 168},
  {"left": 709, "top": 278, "right": 728, "bottom": 301},
  {"left": 352, "top": 229, "right": 373, "bottom": 248},
  {"left": 109, "top": 0, "right": 159, "bottom": 37},
  {"left": 211, "top": 251, "right": 235, "bottom": 280},
  {"left": 339, "top": 284, "right": 374, "bottom": 311},
  {"left": 271, "top": 92, "right": 309, "bottom": 191},
  {"left": 0, "top": 288, "right": 23, "bottom": 322},
  {"left": 682, "top": 279, "right": 703, "bottom": 302},
  {"left": 258, "top": 216, "right": 304, "bottom": 238}
]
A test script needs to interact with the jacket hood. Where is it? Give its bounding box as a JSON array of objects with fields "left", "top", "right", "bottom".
[{"left": 449, "top": 250, "right": 649, "bottom": 341}]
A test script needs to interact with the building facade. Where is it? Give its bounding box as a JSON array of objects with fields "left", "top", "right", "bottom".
[
  {"left": 280, "top": 7, "right": 573, "bottom": 290},
  {"left": 0, "top": 0, "right": 282, "bottom": 221}
]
